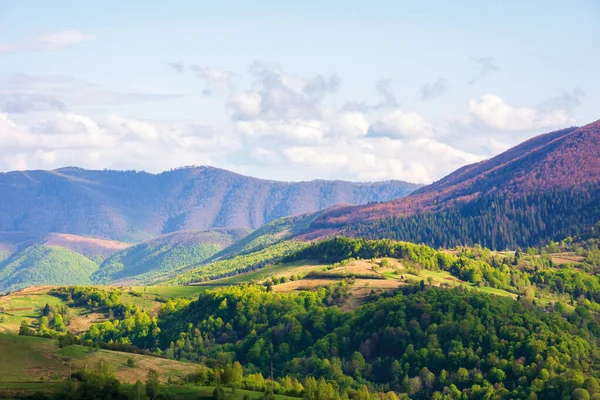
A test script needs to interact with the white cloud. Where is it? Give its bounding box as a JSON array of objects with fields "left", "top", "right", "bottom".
[
  {"left": 0, "top": 31, "right": 95, "bottom": 54},
  {"left": 235, "top": 119, "right": 325, "bottom": 143},
  {"left": 227, "top": 92, "right": 262, "bottom": 120},
  {"left": 368, "top": 111, "right": 436, "bottom": 139},
  {"left": 0, "top": 65, "right": 502, "bottom": 184},
  {"left": 278, "top": 136, "right": 481, "bottom": 183},
  {"left": 0, "top": 111, "right": 238, "bottom": 172},
  {"left": 467, "top": 94, "right": 575, "bottom": 131}
]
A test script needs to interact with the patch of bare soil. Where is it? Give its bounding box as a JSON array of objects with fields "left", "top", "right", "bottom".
[{"left": 68, "top": 312, "right": 106, "bottom": 334}]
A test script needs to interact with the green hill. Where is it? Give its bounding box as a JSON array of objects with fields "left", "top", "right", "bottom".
[
  {"left": 93, "top": 229, "right": 249, "bottom": 284},
  {"left": 0, "top": 245, "right": 98, "bottom": 293},
  {"left": 206, "top": 209, "right": 332, "bottom": 263},
  {"left": 164, "top": 240, "right": 307, "bottom": 285}
]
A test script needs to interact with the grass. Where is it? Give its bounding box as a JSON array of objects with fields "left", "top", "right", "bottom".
[
  {"left": 192, "top": 260, "right": 326, "bottom": 287},
  {"left": 0, "top": 334, "right": 299, "bottom": 399},
  {"left": 0, "top": 334, "right": 198, "bottom": 384},
  {"left": 0, "top": 335, "right": 66, "bottom": 381},
  {"left": 0, "top": 287, "right": 79, "bottom": 333}
]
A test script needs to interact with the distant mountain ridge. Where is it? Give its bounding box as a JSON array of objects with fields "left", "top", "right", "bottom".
[
  {"left": 0, "top": 166, "right": 421, "bottom": 241},
  {"left": 304, "top": 120, "right": 600, "bottom": 249}
]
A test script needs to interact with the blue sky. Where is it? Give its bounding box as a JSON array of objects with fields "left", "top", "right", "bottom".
[{"left": 0, "top": 0, "right": 598, "bottom": 183}]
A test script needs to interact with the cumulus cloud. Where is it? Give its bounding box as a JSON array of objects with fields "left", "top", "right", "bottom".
[
  {"left": 466, "top": 94, "right": 575, "bottom": 131},
  {"left": 368, "top": 111, "right": 435, "bottom": 139},
  {"left": 224, "top": 63, "right": 340, "bottom": 124},
  {"left": 0, "top": 31, "right": 95, "bottom": 54},
  {"left": 0, "top": 64, "right": 492, "bottom": 184},
  {"left": 419, "top": 78, "right": 448, "bottom": 100},
  {"left": 0, "top": 111, "right": 238, "bottom": 172},
  {"left": 468, "top": 56, "right": 499, "bottom": 84},
  {"left": 278, "top": 137, "right": 481, "bottom": 183}
]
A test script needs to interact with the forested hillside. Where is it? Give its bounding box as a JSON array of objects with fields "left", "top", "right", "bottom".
[
  {"left": 305, "top": 120, "right": 600, "bottom": 249},
  {"left": 0, "top": 245, "right": 98, "bottom": 292},
  {"left": 0, "top": 166, "right": 420, "bottom": 241},
  {"left": 93, "top": 229, "right": 249, "bottom": 284}
]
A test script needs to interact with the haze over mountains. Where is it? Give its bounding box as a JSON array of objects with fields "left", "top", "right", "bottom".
[
  {"left": 0, "top": 166, "right": 421, "bottom": 241},
  {"left": 0, "top": 169, "right": 419, "bottom": 292}
]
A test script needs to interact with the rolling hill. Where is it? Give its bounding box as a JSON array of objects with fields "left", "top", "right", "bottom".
[
  {"left": 92, "top": 228, "right": 249, "bottom": 284},
  {"left": 0, "top": 245, "right": 98, "bottom": 293},
  {"left": 303, "top": 120, "right": 600, "bottom": 249},
  {"left": 41, "top": 233, "right": 131, "bottom": 263},
  {"left": 0, "top": 166, "right": 421, "bottom": 241}
]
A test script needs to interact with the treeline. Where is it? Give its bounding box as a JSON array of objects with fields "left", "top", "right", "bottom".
[
  {"left": 167, "top": 241, "right": 307, "bottom": 285},
  {"left": 284, "top": 237, "right": 600, "bottom": 303},
  {"left": 340, "top": 188, "right": 600, "bottom": 250}
]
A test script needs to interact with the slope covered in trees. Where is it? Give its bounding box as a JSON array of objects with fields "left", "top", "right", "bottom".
[
  {"left": 305, "top": 120, "right": 600, "bottom": 249},
  {"left": 72, "top": 283, "right": 600, "bottom": 399},
  {"left": 207, "top": 209, "right": 334, "bottom": 263},
  {"left": 93, "top": 229, "right": 249, "bottom": 284},
  {"left": 0, "top": 245, "right": 98, "bottom": 293},
  {"left": 0, "top": 166, "right": 420, "bottom": 241}
]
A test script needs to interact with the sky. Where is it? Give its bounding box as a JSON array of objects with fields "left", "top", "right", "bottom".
[{"left": 0, "top": 1, "right": 598, "bottom": 183}]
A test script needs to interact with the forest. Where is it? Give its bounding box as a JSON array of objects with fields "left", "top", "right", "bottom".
[
  {"left": 7, "top": 236, "right": 600, "bottom": 399},
  {"left": 339, "top": 189, "right": 600, "bottom": 250}
]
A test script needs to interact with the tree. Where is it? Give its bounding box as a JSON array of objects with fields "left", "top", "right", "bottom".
[
  {"left": 356, "top": 384, "right": 370, "bottom": 400},
  {"left": 19, "top": 320, "right": 32, "bottom": 336},
  {"left": 303, "top": 377, "right": 318, "bottom": 400},
  {"left": 127, "top": 357, "right": 136, "bottom": 368},
  {"left": 489, "top": 367, "right": 506, "bottom": 384},
  {"left": 572, "top": 388, "right": 591, "bottom": 400},
  {"left": 230, "top": 361, "right": 243, "bottom": 392},
  {"left": 146, "top": 369, "right": 160, "bottom": 400},
  {"left": 263, "top": 389, "right": 276, "bottom": 400},
  {"left": 132, "top": 380, "right": 148, "bottom": 400},
  {"left": 213, "top": 384, "right": 226, "bottom": 400}
]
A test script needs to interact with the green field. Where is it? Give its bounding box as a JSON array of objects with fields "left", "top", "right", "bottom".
[
  {"left": 191, "top": 260, "right": 326, "bottom": 287},
  {"left": 0, "top": 334, "right": 299, "bottom": 399},
  {"left": 0, "top": 289, "right": 88, "bottom": 333},
  {"left": 0, "top": 334, "right": 198, "bottom": 383}
]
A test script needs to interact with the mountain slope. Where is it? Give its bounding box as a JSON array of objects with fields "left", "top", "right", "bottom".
[
  {"left": 0, "top": 245, "right": 98, "bottom": 293},
  {"left": 305, "top": 120, "right": 600, "bottom": 248},
  {"left": 42, "top": 233, "right": 131, "bottom": 263},
  {"left": 0, "top": 166, "right": 421, "bottom": 241},
  {"left": 205, "top": 207, "right": 340, "bottom": 263},
  {"left": 92, "top": 228, "right": 249, "bottom": 284}
]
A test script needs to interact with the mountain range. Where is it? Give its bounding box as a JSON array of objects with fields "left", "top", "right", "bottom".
[
  {"left": 0, "top": 170, "right": 419, "bottom": 292},
  {"left": 0, "top": 166, "right": 420, "bottom": 242},
  {"left": 1, "top": 120, "right": 600, "bottom": 292}
]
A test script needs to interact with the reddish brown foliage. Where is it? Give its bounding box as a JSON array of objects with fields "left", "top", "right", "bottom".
[{"left": 308, "top": 120, "right": 600, "bottom": 233}]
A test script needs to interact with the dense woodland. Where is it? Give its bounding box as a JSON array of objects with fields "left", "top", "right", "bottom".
[
  {"left": 13, "top": 236, "right": 600, "bottom": 399},
  {"left": 340, "top": 189, "right": 600, "bottom": 250},
  {"left": 36, "top": 283, "right": 600, "bottom": 399}
]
